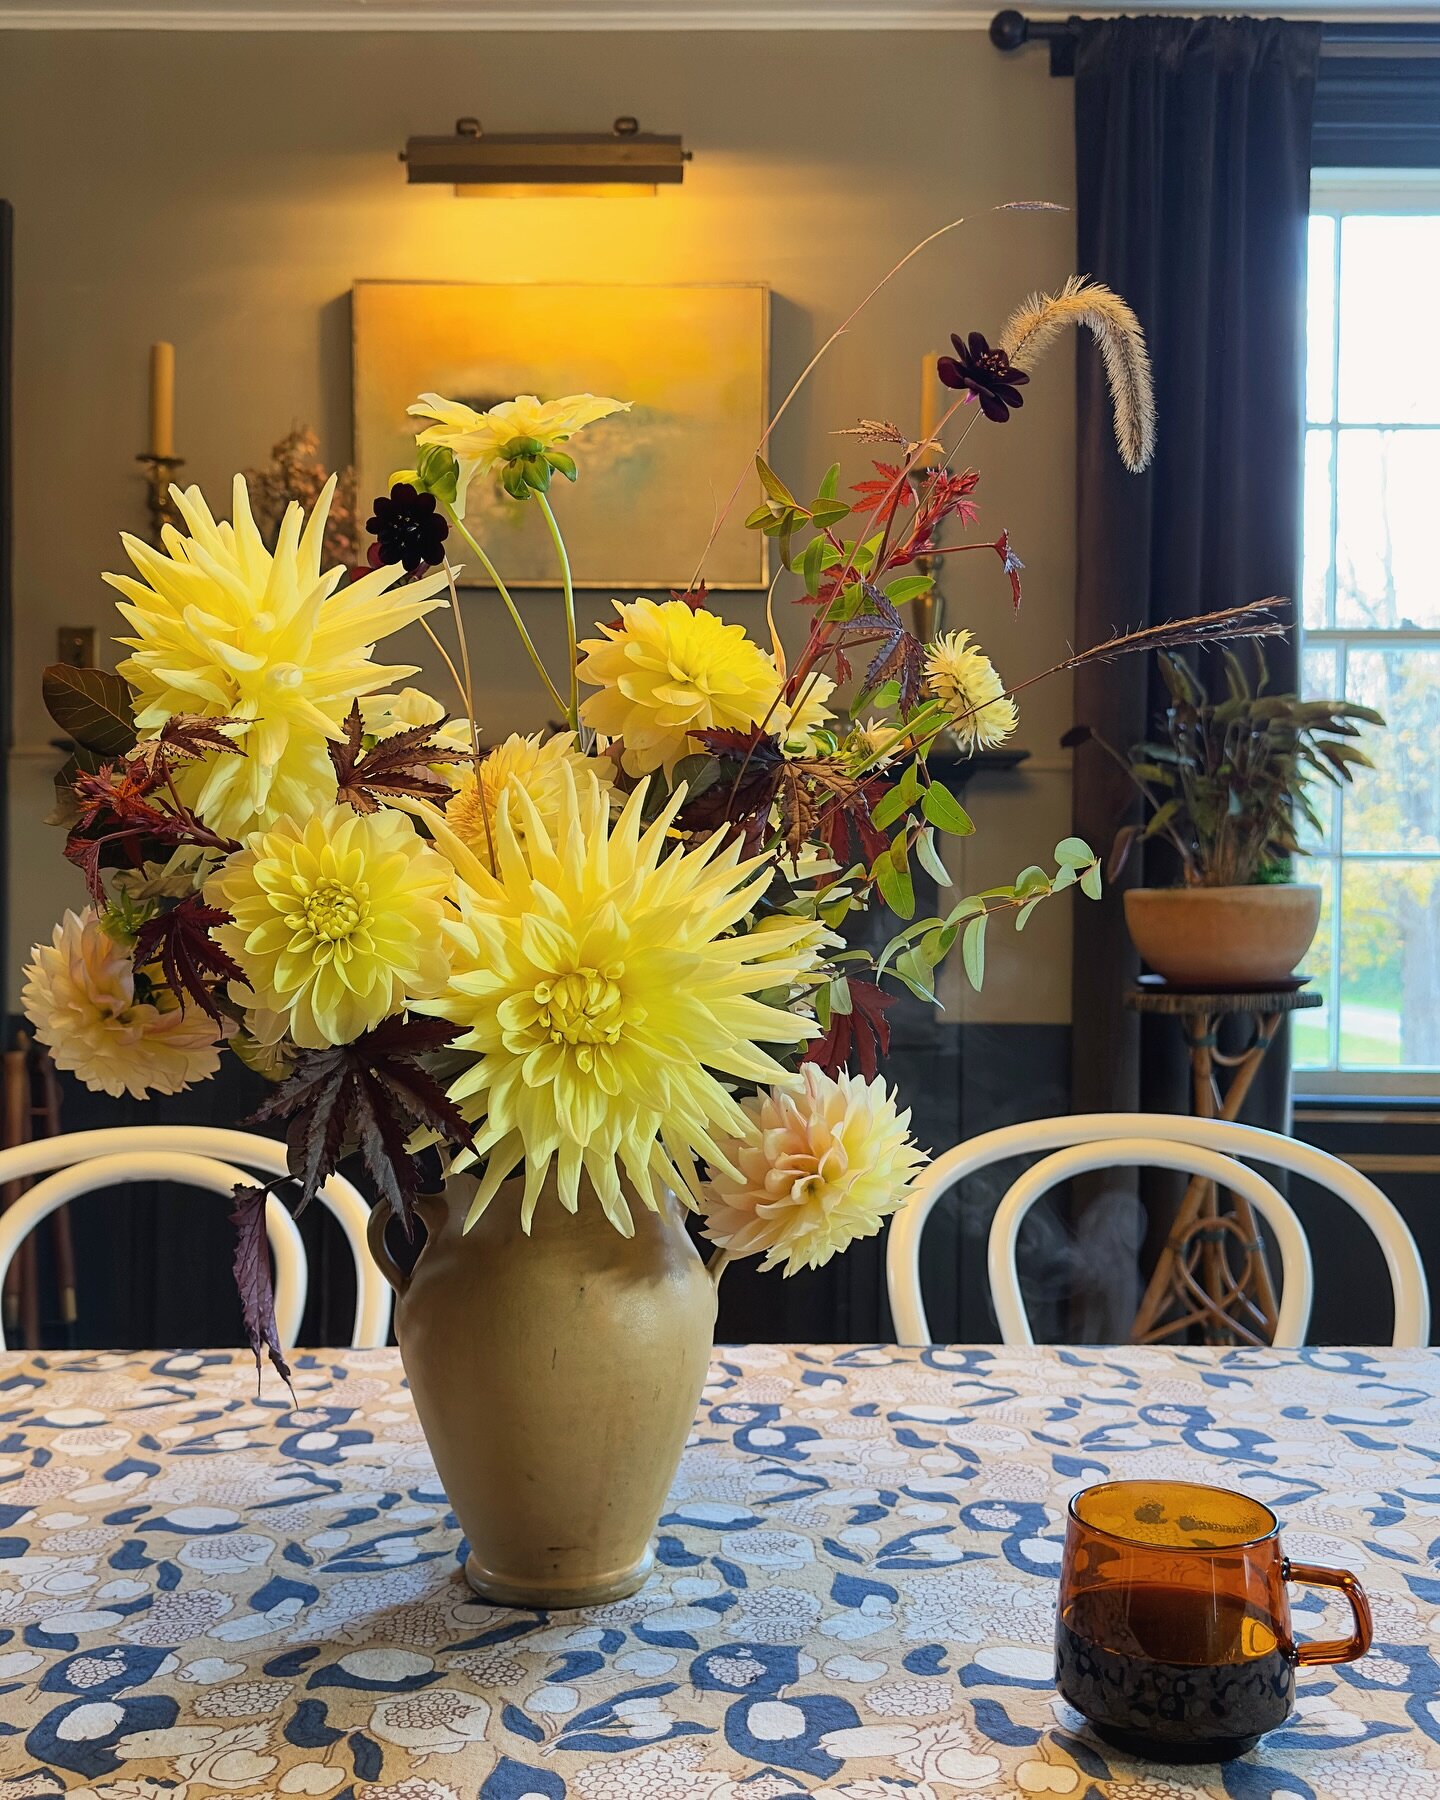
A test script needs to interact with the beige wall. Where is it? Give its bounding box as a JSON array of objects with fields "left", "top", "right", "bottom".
[{"left": 0, "top": 27, "right": 1077, "bottom": 1020}]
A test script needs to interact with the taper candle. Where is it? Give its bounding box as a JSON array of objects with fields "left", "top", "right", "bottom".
[
  {"left": 148, "top": 342, "right": 175, "bottom": 460},
  {"left": 917, "top": 352, "right": 941, "bottom": 466}
]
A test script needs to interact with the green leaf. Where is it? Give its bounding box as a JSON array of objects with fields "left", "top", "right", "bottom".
[
  {"left": 914, "top": 828, "right": 952, "bottom": 888},
  {"left": 810, "top": 501, "right": 851, "bottom": 531},
  {"left": 800, "top": 535, "right": 828, "bottom": 597},
  {"left": 828, "top": 976, "right": 853, "bottom": 1016},
  {"left": 1015, "top": 895, "right": 1043, "bottom": 931},
  {"left": 1080, "top": 861, "right": 1103, "bottom": 900},
  {"left": 668, "top": 753, "right": 724, "bottom": 805},
  {"left": 921, "top": 783, "right": 975, "bottom": 836},
  {"left": 1015, "top": 864, "right": 1050, "bottom": 897},
  {"left": 944, "top": 895, "right": 985, "bottom": 928},
  {"left": 755, "top": 455, "right": 796, "bottom": 506},
  {"left": 815, "top": 982, "right": 832, "bottom": 1030},
  {"left": 884, "top": 575, "right": 934, "bottom": 608},
  {"left": 1052, "top": 862, "right": 1079, "bottom": 891},
  {"left": 42, "top": 664, "right": 137, "bottom": 758},
  {"left": 894, "top": 947, "right": 938, "bottom": 1004},
  {"left": 870, "top": 763, "right": 920, "bottom": 831},
  {"left": 816, "top": 462, "right": 841, "bottom": 502},
  {"left": 962, "top": 912, "right": 987, "bottom": 990},
  {"left": 1053, "top": 836, "right": 1095, "bottom": 867},
  {"left": 874, "top": 842, "right": 916, "bottom": 920}
]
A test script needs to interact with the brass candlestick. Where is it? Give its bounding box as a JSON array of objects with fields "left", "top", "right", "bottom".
[{"left": 137, "top": 452, "right": 185, "bottom": 546}]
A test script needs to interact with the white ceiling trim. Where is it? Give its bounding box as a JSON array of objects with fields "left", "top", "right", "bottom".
[{"left": 0, "top": 0, "right": 1435, "bottom": 25}]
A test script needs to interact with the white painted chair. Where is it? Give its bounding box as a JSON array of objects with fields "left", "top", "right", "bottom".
[
  {"left": 0, "top": 1128, "right": 391, "bottom": 1351},
  {"left": 887, "top": 1111, "right": 1429, "bottom": 1350}
]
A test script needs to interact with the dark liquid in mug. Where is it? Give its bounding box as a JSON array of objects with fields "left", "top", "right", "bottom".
[{"left": 1055, "top": 1583, "right": 1295, "bottom": 1762}]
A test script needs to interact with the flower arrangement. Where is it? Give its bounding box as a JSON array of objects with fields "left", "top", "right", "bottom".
[
  {"left": 25, "top": 234, "right": 1283, "bottom": 1379},
  {"left": 1067, "top": 646, "right": 1383, "bottom": 887}
]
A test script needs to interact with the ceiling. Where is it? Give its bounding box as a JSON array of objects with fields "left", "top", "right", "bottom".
[{"left": 0, "top": 0, "right": 1435, "bottom": 25}]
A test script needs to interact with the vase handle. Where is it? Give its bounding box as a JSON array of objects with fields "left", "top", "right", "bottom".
[{"left": 366, "top": 1202, "right": 411, "bottom": 1299}]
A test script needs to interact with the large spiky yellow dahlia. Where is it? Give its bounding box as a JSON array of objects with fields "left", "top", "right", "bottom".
[
  {"left": 22, "top": 910, "right": 224, "bottom": 1099},
  {"left": 577, "top": 598, "right": 782, "bottom": 779},
  {"left": 417, "top": 769, "right": 821, "bottom": 1232},
  {"left": 445, "top": 731, "right": 606, "bottom": 873},
  {"left": 924, "top": 629, "right": 1018, "bottom": 752},
  {"left": 700, "top": 1064, "right": 928, "bottom": 1275},
  {"left": 206, "top": 807, "right": 453, "bottom": 1049},
  {"left": 409, "top": 392, "right": 629, "bottom": 512},
  {"left": 107, "top": 475, "right": 450, "bottom": 838}
]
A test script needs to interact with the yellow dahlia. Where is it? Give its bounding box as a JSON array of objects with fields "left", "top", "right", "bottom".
[
  {"left": 577, "top": 598, "right": 782, "bottom": 780},
  {"left": 22, "top": 909, "right": 223, "bottom": 1099},
  {"left": 446, "top": 731, "right": 606, "bottom": 874},
  {"left": 701, "top": 1063, "right": 928, "bottom": 1275},
  {"left": 409, "top": 392, "right": 629, "bottom": 513},
  {"left": 924, "top": 630, "right": 1018, "bottom": 752},
  {"left": 417, "top": 769, "right": 820, "bottom": 1232},
  {"left": 206, "top": 806, "right": 453, "bottom": 1049},
  {"left": 107, "top": 475, "right": 449, "bottom": 838}
]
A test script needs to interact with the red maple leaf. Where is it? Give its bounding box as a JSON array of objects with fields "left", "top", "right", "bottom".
[
  {"left": 133, "top": 895, "right": 245, "bottom": 1025},
  {"left": 850, "top": 463, "right": 918, "bottom": 527},
  {"left": 329, "top": 700, "right": 472, "bottom": 814}
]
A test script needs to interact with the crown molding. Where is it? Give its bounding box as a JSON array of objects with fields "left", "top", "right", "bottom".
[{"left": 1, "top": 0, "right": 1436, "bottom": 26}]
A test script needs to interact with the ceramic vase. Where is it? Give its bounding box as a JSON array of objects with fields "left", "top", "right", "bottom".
[
  {"left": 1123, "top": 884, "right": 1321, "bottom": 988},
  {"left": 368, "top": 1172, "right": 717, "bottom": 1609}
]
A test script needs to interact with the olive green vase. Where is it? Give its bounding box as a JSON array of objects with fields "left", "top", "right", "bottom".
[{"left": 368, "top": 1173, "right": 717, "bottom": 1609}]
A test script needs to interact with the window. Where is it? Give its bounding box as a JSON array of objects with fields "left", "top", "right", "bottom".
[{"left": 1296, "top": 175, "right": 1440, "bottom": 1092}]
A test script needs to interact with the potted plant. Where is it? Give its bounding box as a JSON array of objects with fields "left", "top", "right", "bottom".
[
  {"left": 1069, "top": 646, "right": 1383, "bottom": 988},
  {"left": 22, "top": 244, "right": 1280, "bottom": 1608}
]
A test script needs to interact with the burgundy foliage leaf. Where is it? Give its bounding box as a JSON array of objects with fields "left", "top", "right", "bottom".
[
  {"left": 329, "top": 700, "right": 472, "bottom": 815},
  {"left": 248, "top": 1015, "right": 476, "bottom": 1234},
  {"left": 843, "top": 586, "right": 924, "bottom": 713},
  {"left": 131, "top": 713, "right": 247, "bottom": 777},
  {"left": 229, "top": 1183, "right": 295, "bottom": 1397},
  {"left": 993, "top": 530, "right": 1025, "bottom": 613},
  {"left": 132, "top": 895, "right": 245, "bottom": 1024},
  {"left": 803, "top": 980, "right": 895, "bottom": 1081},
  {"left": 64, "top": 761, "right": 240, "bottom": 906},
  {"left": 849, "top": 463, "right": 917, "bottom": 527},
  {"left": 671, "top": 580, "right": 710, "bottom": 613},
  {"left": 681, "top": 728, "right": 786, "bottom": 852}
]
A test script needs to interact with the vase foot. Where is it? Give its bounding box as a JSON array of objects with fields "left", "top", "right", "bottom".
[{"left": 463, "top": 1544, "right": 655, "bottom": 1610}]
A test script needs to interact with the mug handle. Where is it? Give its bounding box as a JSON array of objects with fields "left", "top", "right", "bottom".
[
  {"left": 366, "top": 1202, "right": 411, "bottom": 1300},
  {"left": 1285, "top": 1560, "right": 1374, "bottom": 1666}
]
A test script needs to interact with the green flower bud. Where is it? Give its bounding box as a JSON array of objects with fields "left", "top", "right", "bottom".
[{"left": 413, "top": 443, "right": 461, "bottom": 508}]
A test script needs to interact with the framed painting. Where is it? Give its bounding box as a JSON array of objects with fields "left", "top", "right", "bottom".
[{"left": 353, "top": 282, "right": 769, "bottom": 590}]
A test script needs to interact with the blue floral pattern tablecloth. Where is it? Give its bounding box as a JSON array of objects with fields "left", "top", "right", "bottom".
[{"left": 4, "top": 1343, "right": 1440, "bottom": 1800}]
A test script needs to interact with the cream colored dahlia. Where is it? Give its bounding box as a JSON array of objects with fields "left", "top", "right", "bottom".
[
  {"left": 577, "top": 598, "right": 782, "bottom": 779},
  {"left": 206, "top": 806, "right": 453, "bottom": 1049},
  {"left": 701, "top": 1063, "right": 928, "bottom": 1275},
  {"left": 22, "top": 909, "right": 223, "bottom": 1099},
  {"left": 107, "top": 475, "right": 449, "bottom": 838},
  {"left": 445, "top": 731, "right": 606, "bottom": 873},
  {"left": 361, "top": 687, "right": 474, "bottom": 770},
  {"left": 923, "top": 630, "right": 1018, "bottom": 752},
  {"left": 848, "top": 716, "right": 906, "bottom": 769},
  {"left": 417, "top": 769, "right": 821, "bottom": 1232},
  {"left": 409, "top": 392, "right": 629, "bottom": 513}
]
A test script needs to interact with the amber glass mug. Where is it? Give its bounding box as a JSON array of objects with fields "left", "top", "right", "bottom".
[{"left": 1055, "top": 1480, "right": 1372, "bottom": 1762}]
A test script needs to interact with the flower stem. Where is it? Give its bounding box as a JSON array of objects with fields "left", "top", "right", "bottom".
[
  {"left": 447, "top": 509, "right": 567, "bottom": 721},
  {"left": 535, "top": 490, "right": 580, "bottom": 733}
]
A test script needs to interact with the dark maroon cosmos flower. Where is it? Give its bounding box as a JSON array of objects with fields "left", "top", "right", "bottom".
[
  {"left": 366, "top": 483, "right": 449, "bottom": 576},
  {"left": 936, "top": 332, "right": 1030, "bottom": 424}
]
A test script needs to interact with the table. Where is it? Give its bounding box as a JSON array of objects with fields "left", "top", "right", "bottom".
[
  {"left": 4, "top": 1344, "right": 1440, "bottom": 1799},
  {"left": 1125, "top": 984, "right": 1324, "bottom": 1346}
]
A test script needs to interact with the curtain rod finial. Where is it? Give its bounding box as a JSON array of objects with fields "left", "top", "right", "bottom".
[{"left": 991, "top": 9, "right": 1029, "bottom": 51}]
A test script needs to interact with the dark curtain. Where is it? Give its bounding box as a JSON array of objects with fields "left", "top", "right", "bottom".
[{"left": 1069, "top": 18, "right": 1321, "bottom": 1333}]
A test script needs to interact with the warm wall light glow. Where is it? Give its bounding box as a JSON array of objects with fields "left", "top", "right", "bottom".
[
  {"left": 403, "top": 116, "right": 687, "bottom": 198},
  {"left": 454, "top": 183, "right": 661, "bottom": 200}
]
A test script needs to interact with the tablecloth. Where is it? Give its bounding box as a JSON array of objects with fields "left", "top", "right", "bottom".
[{"left": 3, "top": 1342, "right": 1440, "bottom": 1800}]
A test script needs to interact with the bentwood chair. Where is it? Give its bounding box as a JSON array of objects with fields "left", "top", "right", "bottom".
[
  {"left": 887, "top": 1112, "right": 1429, "bottom": 1350},
  {"left": 0, "top": 1127, "right": 390, "bottom": 1350}
]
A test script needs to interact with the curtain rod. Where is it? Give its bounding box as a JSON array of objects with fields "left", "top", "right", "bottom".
[{"left": 990, "top": 10, "right": 1440, "bottom": 75}]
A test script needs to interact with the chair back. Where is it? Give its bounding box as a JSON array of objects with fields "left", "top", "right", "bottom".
[
  {"left": 887, "top": 1110, "right": 1428, "bottom": 1348},
  {"left": 0, "top": 1127, "right": 391, "bottom": 1349}
]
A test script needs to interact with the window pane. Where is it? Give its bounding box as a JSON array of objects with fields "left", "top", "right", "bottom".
[
  {"left": 1339, "top": 861, "right": 1440, "bottom": 1070},
  {"left": 1302, "top": 429, "right": 1332, "bottom": 630},
  {"left": 1298, "top": 644, "right": 1340, "bottom": 852},
  {"left": 1340, "top": 647, "right": 1440, "bottom": 854},
  {"left": 1293, "top": 867, "right": 1333, "bottom": 1069},
  {"left": 1334, "top": 430, "right": 1440, "bottom": 630},
  {"left": 1307, "top": 214, "right": 1336, "bottom": 423},
  {"left": 1339, "top": 216, "right": 1440, "bottom": 423}
]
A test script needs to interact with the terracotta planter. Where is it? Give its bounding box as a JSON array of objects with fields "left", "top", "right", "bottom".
[
  {"left": 368, "top": 1173, "right": 716, "bottom": 1609},
  {"left": 1123, "top": 884, "right": 1321, "bottom": 988}
]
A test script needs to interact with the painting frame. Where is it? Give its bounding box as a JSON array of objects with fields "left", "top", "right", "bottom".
[{"left": 352, "top": 280, "right": 771, "bottom": 592}]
